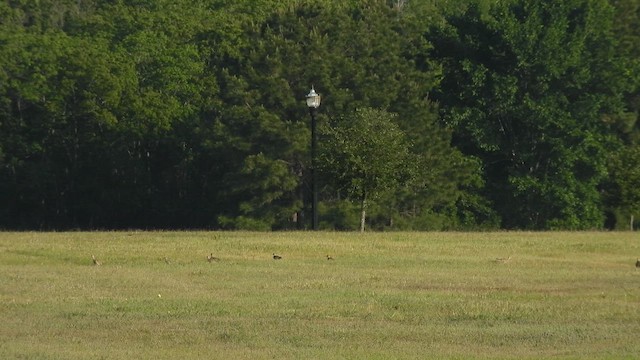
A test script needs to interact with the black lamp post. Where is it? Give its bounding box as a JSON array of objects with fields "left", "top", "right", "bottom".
[{"left": 306, "top": 86, "right": 321, "bottom": 230}]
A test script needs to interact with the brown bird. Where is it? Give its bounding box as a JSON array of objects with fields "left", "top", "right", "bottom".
[
  {"left": 91, "top": 255, "right": 101, "bottom": 266},
  {"left": 207, "top": 253, "right": 220, "bottom": 262},
  {"left": 636, "top": 258, "right": 640, "bottom": 269},
  {"left": 272, "top": 253, "right": 282, "bottom": 260},
  {"left": 326, "top": 255, "right": 334, "bottom": 260}
]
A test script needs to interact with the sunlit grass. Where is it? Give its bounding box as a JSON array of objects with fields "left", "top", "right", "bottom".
[{"left": 1, "top": 231, "right": 639, "bottom": 359}]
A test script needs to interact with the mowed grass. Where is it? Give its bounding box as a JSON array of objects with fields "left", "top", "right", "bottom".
[{"left": 0, "top": 231, "right": 639, "bottom": 359}]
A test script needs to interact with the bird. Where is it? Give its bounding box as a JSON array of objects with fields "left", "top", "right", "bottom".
[
  {"left": 207, "top": 253, "right": 220, "bottom": 262},
  {"left": 326, "top": 255, "right": 334, "bottom": 260},
  {"left": 91, "top": 255, "right": 101, "bottom": 266},
  {"left": 272, "top": 253, "right": 282, "bottom": 260},
  {"left": 636, "top": 258, "right": 640, "bottom": 269},
  {"left": 163, "top": 256, "right": 171, "bottom": 264}
]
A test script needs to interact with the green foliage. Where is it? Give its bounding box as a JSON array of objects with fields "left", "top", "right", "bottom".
[
  {"left": 319, "top": 107, "right": 415, "bottom": 202},
  {"left": 198, "top": 0, "right": 473, "bottom": 230},
  {"left": 431, "top": 0, "right": 632, "bottom": 229},
  {"left": 318, "top": 200, "right": 360, "bottom": 231},
  {"left": 0, "top": 0, "right": 637, "bottom": 230},
  {"left": 218, "top": 152, "right": 300, "bottom": 230},
  {"left": 607, "top": 9, "right": 640, "bottom": 144},
  {"left": 606, "top": 145, "right": 640, "bottom": 215},
  {"left": 0, "top": 0, "right": 215, "bottom": 228}
]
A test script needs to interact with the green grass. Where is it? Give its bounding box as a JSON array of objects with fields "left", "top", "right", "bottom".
[{"left": 1, "top": 231, "right": 639, "bottom": 359}]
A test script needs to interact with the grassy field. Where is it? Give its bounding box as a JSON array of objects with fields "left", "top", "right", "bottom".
[{"left": 0, "top": 231, "right": 639, "bottom": 359}]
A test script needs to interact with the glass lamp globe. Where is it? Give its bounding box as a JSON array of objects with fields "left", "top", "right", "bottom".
[{"left": 306, "top": 87, "right": 321, "bottom": 108}]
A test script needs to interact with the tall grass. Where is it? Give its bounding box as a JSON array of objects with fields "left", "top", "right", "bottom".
[{"left": 1, "top": 231, "right": 638, "bottom": 359}]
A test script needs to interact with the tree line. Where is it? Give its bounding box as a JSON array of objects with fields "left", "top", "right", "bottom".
[{"left": 0, "top": 0, "right": 638, "bottom": 230}]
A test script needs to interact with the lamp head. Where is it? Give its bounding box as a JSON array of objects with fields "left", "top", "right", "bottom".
[{"left": 306, "top": 86, "right": 321, "bottom": 108}]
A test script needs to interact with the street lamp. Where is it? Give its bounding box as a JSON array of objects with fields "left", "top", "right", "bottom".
[{"left": 306, "top": 86, "right": 321, "bottom": 230}]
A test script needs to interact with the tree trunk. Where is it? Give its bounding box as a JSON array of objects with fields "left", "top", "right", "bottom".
[
  {"left": 360, "top": 194, "right": 367, "bottom": 233},
  {"left": 631, "top": 214, "right": 635, "bottom": 231}
]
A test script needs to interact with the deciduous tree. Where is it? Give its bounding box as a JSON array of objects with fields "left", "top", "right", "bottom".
[
  {"left": 431, "top": 0, "right": 632, "bottom": 229},
  {"left": 318, "top": 108, "right": 415, "bottom": 231}
]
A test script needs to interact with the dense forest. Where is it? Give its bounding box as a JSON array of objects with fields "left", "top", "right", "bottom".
[{"left": 0, "top": 0, "right": 638, "bottom": 231}]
